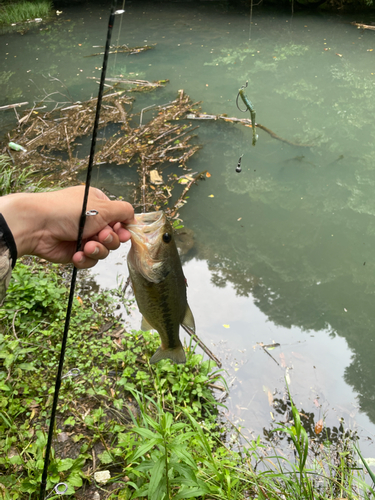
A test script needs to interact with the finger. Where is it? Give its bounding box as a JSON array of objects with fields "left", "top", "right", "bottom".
[
  {"left": 72, "top": 251, "right": 100, "bottom": 270},
  {"left": 82, "top": 241, "right": 110, "bottom": 260},
  {"left": 113, "top": 222, "right": 132, "bottom": 243},
  {"left": 97, "top": 227, "right": 121, "bottom": 250}
]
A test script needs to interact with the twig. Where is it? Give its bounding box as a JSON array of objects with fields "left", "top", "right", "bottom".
[
  {"left": 260, "top": 345, "right": 280, "bottom": 367},
  {"left": 186, "top": 112, "right": 314, "bottom": 147},
  {"left": 351, "top": 21, "right": 375, "bottom": 30},
  {"left": 182, "top": 325, "right": 222, "bottom": 368},
  {"left": 173, "top": 170, "right": 207, "bottom": 211},
  {"left": 64, "top": 125, "right": 73, "bottom": 167},
  {"left": 0, "top": 101, "right": 28, "bottom": 111}
]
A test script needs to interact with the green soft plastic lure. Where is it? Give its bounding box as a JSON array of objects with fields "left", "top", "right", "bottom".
[{"left": 236, "top": 82, "right": 257, "bottom": 146}]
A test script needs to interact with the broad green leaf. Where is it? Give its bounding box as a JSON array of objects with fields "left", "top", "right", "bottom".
[
  {"left": 132, "top": 438, "right": 162, "bottom": 461},
  {"left": 133, "top": 427, "right": 157, "bottom": 440},
  {"left": 57, "top": 458, "right": 74, "bottom": 472},
  {"left": 148, "top": 456, "right": 165, "bottom": 497},
  {"left": 67, "top": 472, "right": 83, "bottom": 488},
  {"left": 170, "top": 446, "right": 197, "bottom": 470}
]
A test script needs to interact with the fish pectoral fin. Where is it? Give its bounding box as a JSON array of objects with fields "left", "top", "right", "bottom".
[
  {"left": 150, "top": 346, "right": 186, "bottom": 365},
  {"left": 141, "top": 316, "right": 154, "bottom": 332},
  {"left": 181, "top": 304, "right": 195, "bottom": 333}
]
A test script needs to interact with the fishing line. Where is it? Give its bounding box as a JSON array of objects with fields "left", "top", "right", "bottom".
[
  {"left": 249, "top": 0, "right": 253, "bottom": 40},
  {"left": 39, "top": 3, "right": 120, "bottom": 498},
  {"left": 113, "top": 0, "right": 126, "bottom": 72}
]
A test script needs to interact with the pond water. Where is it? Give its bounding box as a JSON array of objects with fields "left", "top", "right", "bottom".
[{"left": 2, "top": 1, "right": 375, "bottom": 453}]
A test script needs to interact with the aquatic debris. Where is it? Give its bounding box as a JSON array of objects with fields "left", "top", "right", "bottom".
[
  {"left": 186, "top": 113, "right": 315, "bottom": 148},
  {"left": 8, "top": 142, "right": 26, "bottom": 152},
  {"left": 86, "top": 44, "right": 156, "bottom": 57}
]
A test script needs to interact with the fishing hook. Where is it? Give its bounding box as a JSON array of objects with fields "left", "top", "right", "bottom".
[
  {"left": 236, "top": 81, "right": 249, "bottom": 113},
  {"left": 39, "top": 3, "right": 121, "bottom": 499}
]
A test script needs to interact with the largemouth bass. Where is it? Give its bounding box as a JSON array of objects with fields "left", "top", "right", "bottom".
[{"left": 127, "top": 211, "right": 195, "bottom": 364}]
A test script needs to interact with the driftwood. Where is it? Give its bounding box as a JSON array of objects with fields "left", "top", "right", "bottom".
[
  {"left": 351, "top": 21, "right": 375, "bottom": 31},
  {"left": 186, "top": 113, "right": 314, "bottom": 148},
  {"left": 87, "top": 77, "right": 167, "bottom": 89},
  {"left": 86, "top": 44, "right": 154, "bottom": 57},
  {"left": 0, "top": 101, "right": 28, "bottom": 111}
]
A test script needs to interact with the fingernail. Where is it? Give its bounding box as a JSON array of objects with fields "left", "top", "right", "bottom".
[
  {"left": 78, "top": 255, "right": 86, "bottom": 264},
  {"left": 91, "top": 247, "right": 99, "bottom": 256},
  {"left": 103, "top": 234, "right": 113, "bottom": 244}
]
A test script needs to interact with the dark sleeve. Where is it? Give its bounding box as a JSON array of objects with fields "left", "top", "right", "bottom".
[{"left": 0, "top": 214, "right": 17, "bottom": 304}]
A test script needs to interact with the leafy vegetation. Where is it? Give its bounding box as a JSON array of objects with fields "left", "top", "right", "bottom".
[
  {"left": 0, "top": 261, "right": 374, "bottom": 499},
  {"left": 0, "top": 1, "right": 52, "bottom": 25},
  {"left": 0, "top": 154, "right": 43, "bottom": 196}
]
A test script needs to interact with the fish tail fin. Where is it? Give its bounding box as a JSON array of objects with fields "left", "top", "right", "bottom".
[{"left": 150, "top": 345, "right": 186, "bottom": 365}]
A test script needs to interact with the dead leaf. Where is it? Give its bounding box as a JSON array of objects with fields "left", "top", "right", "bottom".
[
  {"left": 315, "top": 419, "right": 324, "bottom": 434},
  {"left": 150, "top": 170, "right": 163, "bottom": 185}
]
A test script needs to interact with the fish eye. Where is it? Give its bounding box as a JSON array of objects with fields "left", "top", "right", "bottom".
[{"left": 162, "top": 232, "right": 172, "bottom": 243}]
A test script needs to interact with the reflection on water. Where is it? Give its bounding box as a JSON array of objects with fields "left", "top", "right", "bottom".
[{"left": 2, "top": 1, "right": 375, "bottom": 451}]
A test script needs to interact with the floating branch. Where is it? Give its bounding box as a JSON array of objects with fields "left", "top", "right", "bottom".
[
  {"left": 351, "top": 21, "right": 375, "bottom": 31},
  {"left": 0, "top": 101, "right": 28, "bottom": 111},
  {"left": 186, "top": 113, "right": 314, "bottom": 148},
  {"left": 86, "top": 44, "right": 155, "bottom": 57}
]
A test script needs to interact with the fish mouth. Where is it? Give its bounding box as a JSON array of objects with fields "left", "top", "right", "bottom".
[{"left": 127, "top": 211, "right": 165, "bottom": 249}]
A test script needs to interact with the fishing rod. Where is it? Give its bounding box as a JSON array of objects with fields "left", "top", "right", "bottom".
[{"left": 39, "top": 3, "right": 124, "bottom": 498}]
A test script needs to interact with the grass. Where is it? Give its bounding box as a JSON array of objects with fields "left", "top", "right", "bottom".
[
  {"left": 0, "top": 1, "right": 52, "bottom": 25},
  {"left": 0, "top": 154, "right": 43, "bottom": 195}
]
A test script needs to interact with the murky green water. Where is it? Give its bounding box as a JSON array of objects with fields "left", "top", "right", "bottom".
[{"left": 2, "top": 1, "right": 375, "bottom": 450}]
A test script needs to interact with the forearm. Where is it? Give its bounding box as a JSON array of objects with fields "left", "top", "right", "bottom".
[{"left": 0, "top": 192, "right": 45, "bottom": 258}]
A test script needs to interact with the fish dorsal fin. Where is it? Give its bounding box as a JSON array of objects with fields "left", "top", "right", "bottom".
[
  {"left": 181, "top": 304, "right": 195, "bottom": 333},
  {"left": 141, "top": 316, "right": 154, "bottom": 332}
]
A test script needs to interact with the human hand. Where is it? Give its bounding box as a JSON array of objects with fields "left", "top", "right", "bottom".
[{"left": 0, "top": 186, "right": 135, "bottom": 269}]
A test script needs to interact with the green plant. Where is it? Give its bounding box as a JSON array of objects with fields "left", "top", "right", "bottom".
[
  {"left": 0, "top": 154, "right": 42, "bottom": 196},
  {"left": 0, "top": 1, "right": 52, "bottom": 25}
]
